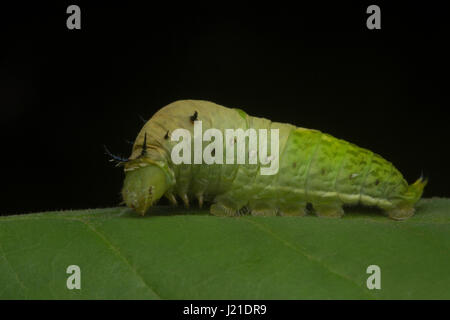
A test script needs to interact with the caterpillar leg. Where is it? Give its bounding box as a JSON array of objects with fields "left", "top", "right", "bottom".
[
  {"left": 385, "top": 206, "right": 415, "bottom": 220},
  {"left": 251, "top": 208, "right": 278, "bottom": 216},
  {"left": 210, "top": 202, "right": 239, "bottom": 216},
  {"left": 313, "top": 203, "right": 344, "bottom": 218},
  {"left": 277, "top": 204, "right": 308, "bottom": 216},
  {"left": 165, "top": 192, "right": 178, "bottom": 206}
]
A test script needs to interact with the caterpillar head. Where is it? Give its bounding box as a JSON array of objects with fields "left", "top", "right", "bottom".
[
  {"left": 107, "top": 132, "right": 174, "bottom": 215},
  {"left": 122, "top": 162, "right": 170, "bottom": 215}
]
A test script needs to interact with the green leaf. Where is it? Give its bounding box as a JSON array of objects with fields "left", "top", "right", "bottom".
[{"left": 0, "top": 198, "right": 449, "bottom": 299}]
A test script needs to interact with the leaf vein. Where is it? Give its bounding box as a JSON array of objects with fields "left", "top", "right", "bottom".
[
  {"left": 0, "top": 238, "right": 28, "bottom": 295},
  {"left": 242, "top": 217, "right": 374, "bottom": 299},
  {"left": 74, "top": 218, "right": 162, "bottom": 299}
]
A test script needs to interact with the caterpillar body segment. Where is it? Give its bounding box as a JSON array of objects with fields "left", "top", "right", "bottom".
[{"left": 120, "top": 100, "right": 426, "bottom": 220}]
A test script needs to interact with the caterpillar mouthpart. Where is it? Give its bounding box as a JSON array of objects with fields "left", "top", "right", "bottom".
[{"left": 121, "top": 164, "right": 169, "bottom": 216}]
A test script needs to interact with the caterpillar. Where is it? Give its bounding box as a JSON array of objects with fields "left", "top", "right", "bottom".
[{"left": 110, "top": 100, "right": 427, "bottom": 220}]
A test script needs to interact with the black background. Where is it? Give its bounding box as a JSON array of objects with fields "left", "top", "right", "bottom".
[
  {"left": 1, "top": 2, "right": 448, "bottom": 215},
  {"left": 1, "top": 299, "right": 441, "bottom": 318}
]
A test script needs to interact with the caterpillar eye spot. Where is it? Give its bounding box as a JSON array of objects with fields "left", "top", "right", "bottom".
[
  {"left": 164, "top": 130, "right": 169, "bottom": 140},
  {"left": 212, "top": 148, "right": 215, "bottom": 156},
  {"left": 190, "top": 111, "right": 198, "bottom": 123}
]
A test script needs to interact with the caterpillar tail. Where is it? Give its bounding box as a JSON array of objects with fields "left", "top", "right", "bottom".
[
  {"left": 386, "top": 176, "right": 428, "bottom": 220},
  {"left": 406, "top": 176, "right": 428, "bottom": 205}
]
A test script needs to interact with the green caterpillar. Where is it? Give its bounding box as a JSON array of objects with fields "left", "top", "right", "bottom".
[{"left": 113, "top": 100, "right": 426, "bottom": 220}]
